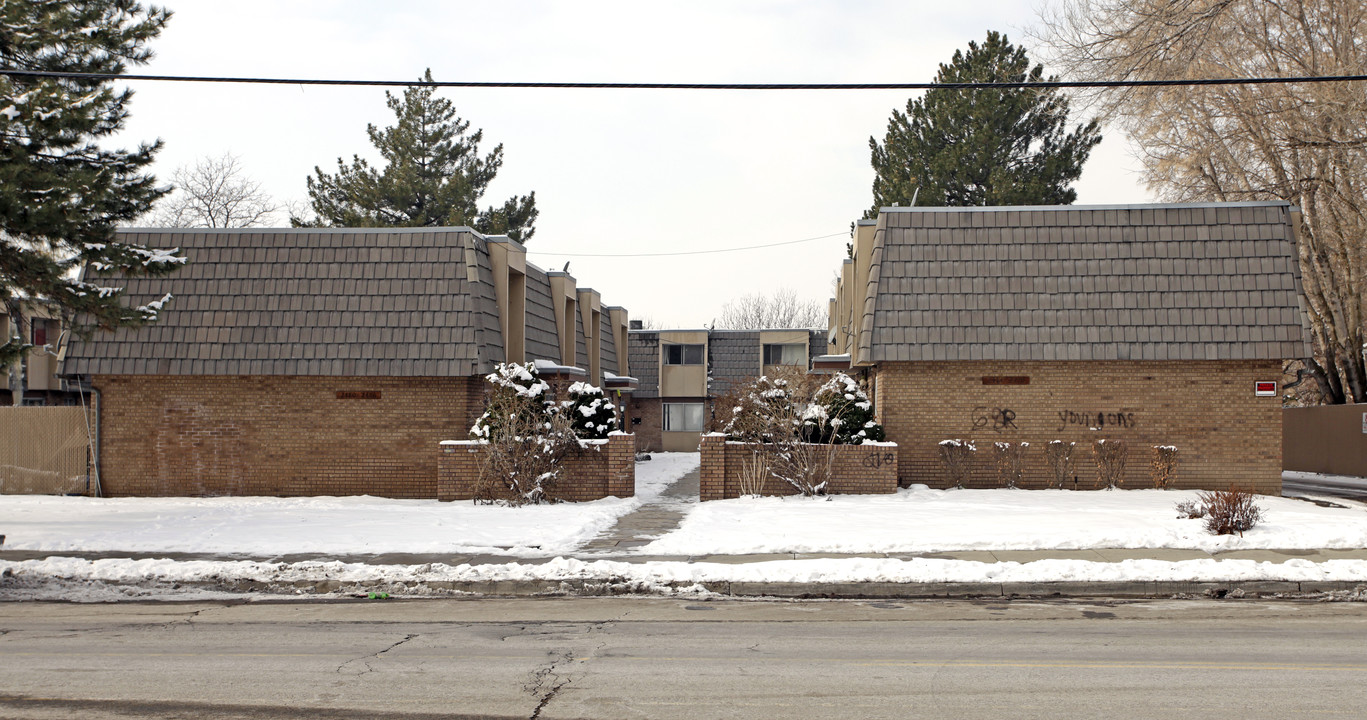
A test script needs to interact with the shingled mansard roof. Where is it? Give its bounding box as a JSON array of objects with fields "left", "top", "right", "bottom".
[
  {"left": 861, "top": 201, "right": 1313, "bottom": 363},
  {"left": 63, "top": 227, "right": 549, "bottom": 377}
]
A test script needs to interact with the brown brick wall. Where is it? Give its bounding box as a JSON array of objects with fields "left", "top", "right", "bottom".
[
  {"left": 874, "top": 360, "right": 1284, "bottom": 494},
  {"left": 627, "top": 397, "right": 663, "bottom": 452},
  {"left": 94, "top": 374, "right": 485, "bottom": 498},
  {"left": 438, "top": 433, "right": 636, "bottom": 502},
  {"left": 698, "top": 433, "right": 898, "bottom": 500}
]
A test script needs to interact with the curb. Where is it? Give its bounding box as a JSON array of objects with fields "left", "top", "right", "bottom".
[{"left": 139, "top": 577, "right": 1367, "bottom": 600}]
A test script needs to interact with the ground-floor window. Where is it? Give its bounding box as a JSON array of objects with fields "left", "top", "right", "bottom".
[{"left": 662, "top": 402, "right": 704, "bottom": 432}]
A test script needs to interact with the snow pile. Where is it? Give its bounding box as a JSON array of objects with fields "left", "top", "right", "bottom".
[
  {"left": 0, "top": 453, "right": 698, "bottom": 557},
  {"left": 4, "top": 554, "right": 1367, "bottom": 592},
  {"left": 639, "top": 484, "right": 1367, "bottom": 556}
]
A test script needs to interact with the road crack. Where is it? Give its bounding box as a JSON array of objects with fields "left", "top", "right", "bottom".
[
  {"left": 525, "top": 649, "right": 574, "bottom": 719},
  {"left": 336, "top": 633, "right": 419, "bottom": 675},
  {"left": 522, "top": 615, "right": 626, "bottom": 719}
]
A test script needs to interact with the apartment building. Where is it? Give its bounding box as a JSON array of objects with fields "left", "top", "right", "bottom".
[
  {"left": 626, "top": 327, "right": 825, "bottom": 452},
  {"left": 830, "top": 201, "right": 1311, "bottom": 493},
  {"left": 61, "top": 226, "right": 632, "bottom": 497}
]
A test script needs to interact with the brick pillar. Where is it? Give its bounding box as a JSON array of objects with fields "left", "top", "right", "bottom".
[
  {"left": 699, "top": 433, "right": 726, "bottom": 501},
  {"left": 605, "top": 433, "right": 636, "bottom": 498},
  {"left": 438, "top": 441, "right": 483, "bottom": 501}
]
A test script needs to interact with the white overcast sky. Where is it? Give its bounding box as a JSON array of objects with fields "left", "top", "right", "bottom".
[{"left": 117, "top": 0, "right": 1156, "bottom": 328}]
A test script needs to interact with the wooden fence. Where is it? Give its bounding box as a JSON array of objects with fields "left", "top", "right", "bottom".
[
  {"left": 0, "top": 406, "right": 91, "bottom": 494},
  {"left": 1284, "top": 406, "right": 1367, "bottom": 478}
]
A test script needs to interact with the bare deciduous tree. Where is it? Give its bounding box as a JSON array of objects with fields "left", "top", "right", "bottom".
[
  {"left": 716, "top": 288, "right": 826, "bottom": 330},
  {"left": 151, "top": 154, "right": 281, "bottom": 228},
  {"left": 1036, "top": 0, "right": 1367, "bottom": 403}
]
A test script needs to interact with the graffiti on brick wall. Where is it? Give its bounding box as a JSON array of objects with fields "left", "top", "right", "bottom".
[
  {"left": 1056, "top": 410, "right": 1136, "bottom": 432},
  {"left": 861, "top": 451, "right": 897, "bottom": 470},
  {"left": 972, "top": 406, "right": 1018, "bottom": 432}
]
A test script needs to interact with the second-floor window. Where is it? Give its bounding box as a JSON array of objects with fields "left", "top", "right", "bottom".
[
  {"left": 31, "top": 318, "right": 51, "bottom": 347},
  {"left": 663, "top": 343, "right": 704, "bottom": 365},
  {"left": 762, "top": 343, "right": 806, "bottom": 366}
]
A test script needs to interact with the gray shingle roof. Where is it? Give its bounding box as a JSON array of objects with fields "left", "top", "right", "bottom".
[
  {"left": 523, "top": 265, "right": 561, "bottom": 362},
  {"left": 709, "top": 331, "right": 759, "bottom": 392},
  {"left": 62, "top": 227, "right": 505, "bottom": 377},
  {"left": 627, "top": 331, "right": 660, "bottom": 398},
  {"left": 599, "top": 312, "right": 618, "bottom": 375},
  {"left": 864, "top": 202, "right": 1312, "bottom": 362}
]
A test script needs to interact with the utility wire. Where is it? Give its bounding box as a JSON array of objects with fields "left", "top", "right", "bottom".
[
  {"left": 4, "top": 68, "right": 1367, "bottom": 90},
  {"left": 525, "top": 232, "right": 847, "bottom": 258}
]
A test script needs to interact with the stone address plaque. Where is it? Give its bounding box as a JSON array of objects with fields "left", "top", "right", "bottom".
[
  {"left": 981, "top": 376, "right": 1030, "bottom": 386},
  {"left": 336, "top": 390, "right": 382, "bottom": 400}
]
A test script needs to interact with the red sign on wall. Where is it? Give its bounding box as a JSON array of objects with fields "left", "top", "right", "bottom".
[{"left": 1254, "top": 382, "right": 1277, "bottom": 397}]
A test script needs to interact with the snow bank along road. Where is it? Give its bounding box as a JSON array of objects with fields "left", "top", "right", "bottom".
[
  {"left": 6, "top": 454, "right": 1367, "bottom": 597},
  {"left": 3, "top": 598, "right": 1367, "bottom": 720}
]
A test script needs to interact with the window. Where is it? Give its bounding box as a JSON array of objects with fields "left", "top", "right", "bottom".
[
  {"left": 763, "top": 343, "right": 806, "bottom": 366},
  {"left": 662, "top": 403, "right": 704, "bottom": 432},
  {"left": 31, "top": 318, "right": 50, "bottom": 347},
  {"left": 663, "top": 343, "right": 704, "bottom": 365}
]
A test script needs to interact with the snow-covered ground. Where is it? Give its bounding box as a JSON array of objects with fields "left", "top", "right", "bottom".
[
  {"left": 4, "top": 554, "right": 1367, "bottom": 598},
  {"left": 0, "top": 453, "right": 699, "bottom": 558},
  {"left": 639, "top": 485, "right": 1367, "bottom": 556}
]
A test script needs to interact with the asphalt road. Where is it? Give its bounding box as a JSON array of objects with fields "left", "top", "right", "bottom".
[
  {"left": 2, "top": 597, "right": 1366, "bottom": 719},
  {"left": 1283, "top": 473, "right": 1367, "bottom": 501}
]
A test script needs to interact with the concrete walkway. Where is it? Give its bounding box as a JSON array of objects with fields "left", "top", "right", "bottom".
[{"left": 579, "top": 467, "right": 700, "bottom": 553}]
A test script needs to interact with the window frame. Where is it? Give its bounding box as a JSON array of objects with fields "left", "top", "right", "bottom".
[
  {"left": 30, "top": 318, "right": 50, "bottom": 347},
  {"left": 762, "top": 342, "right": 806, "bottom": 367},
  {"left": 663, "top": 343, "right": 705, "bottom": 366},
  {"left": 662, "top": 402, "right": 705, "bottom": 432}
]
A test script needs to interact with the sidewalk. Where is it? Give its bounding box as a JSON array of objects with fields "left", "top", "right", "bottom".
[{"left": 5, "top": 466, "right": 1367, "bottom": 600}]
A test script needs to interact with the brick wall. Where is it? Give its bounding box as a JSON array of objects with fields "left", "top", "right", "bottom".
[
  {"left": 627, "top": 397, "right": 663, "bottom": 452},
  {"left": 438, "top": 433, "right": 636, "bottom": 502},
  {"left": 698, "top": 433, "right": 898, "bottom": 500},
  {"left": 874, "top": 360, "right": 1284, "bottom": 494},
  {"left": 94, "top": 374, "right": 485, "bottom": 497}
]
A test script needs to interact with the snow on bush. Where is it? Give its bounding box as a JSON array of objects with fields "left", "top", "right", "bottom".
[
  {"left": 938, "top": 439, "right": 976, "bottom": 489},
  {"left": 1151, "top": 445, "right": 1179, "bottom": 489},
  {"left": 1044, "top": 440, "right": 1077, "bottom": 489},
  {"left": 805, "top": 373, "right": 885, "bottom": 445},
  {"left": 467, "top": 363, "right": 616, "bottom": 505},
  {"left": 992, "top": 441, "right": 1028, "bottom": 488},
  {"left": 1092, "top": 438, "right": 1128, "bottom": 489},
  {"left": 562, "top": 381, "right": 618, "bottom": 440}
]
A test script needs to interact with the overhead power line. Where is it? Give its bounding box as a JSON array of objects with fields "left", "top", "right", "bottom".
[
  {"left": 4, "top": 69, "right": 1367, "bottom": 90},
  {"left": 525, "top": 232, "right": 847, "bottom": 258}
]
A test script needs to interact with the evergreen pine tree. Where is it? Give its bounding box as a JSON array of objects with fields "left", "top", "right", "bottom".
[
  {"left": 0, "top": 1, "right": 182, "bottom": 372},
  {"left": 303, "top": 69, "right": 538, "bottom": 242},
  {"left": 867, "top": 31, "right": 1101, "bottom": 215}
]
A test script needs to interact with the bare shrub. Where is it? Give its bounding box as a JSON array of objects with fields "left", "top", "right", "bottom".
[
  {"left": 1044, "top": 440, "right": 1076, "bottom": 489},
  {"left": 469, "top": 363, "right": 579, "bottom": 506},
  {"left": 1151, "top": 445, "right": 1179, "bottom": 489},
  {"left": 1199, "top": 488, "right": 1265, "bottom": 537},
  {"left": 939, "top": 439, "right": 976, "bottom": 489},
  {"left": 1174, "top": 499, "right": 1206, "bottom": 519},
  {"left": 1092, "top": 438, "right": 1128, "bottom": 489},
  {"left": 992, "top": 441, "right": 1028, "bottom": 488},
  {"left": 719, "top": 370, "right": 847, "bottom": 497},
  {"left": 736, "top": 444, "right": 769, "bottom": 497},
  {"left": 769, "top": 434, "right": 836, "bottom": 496}
]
